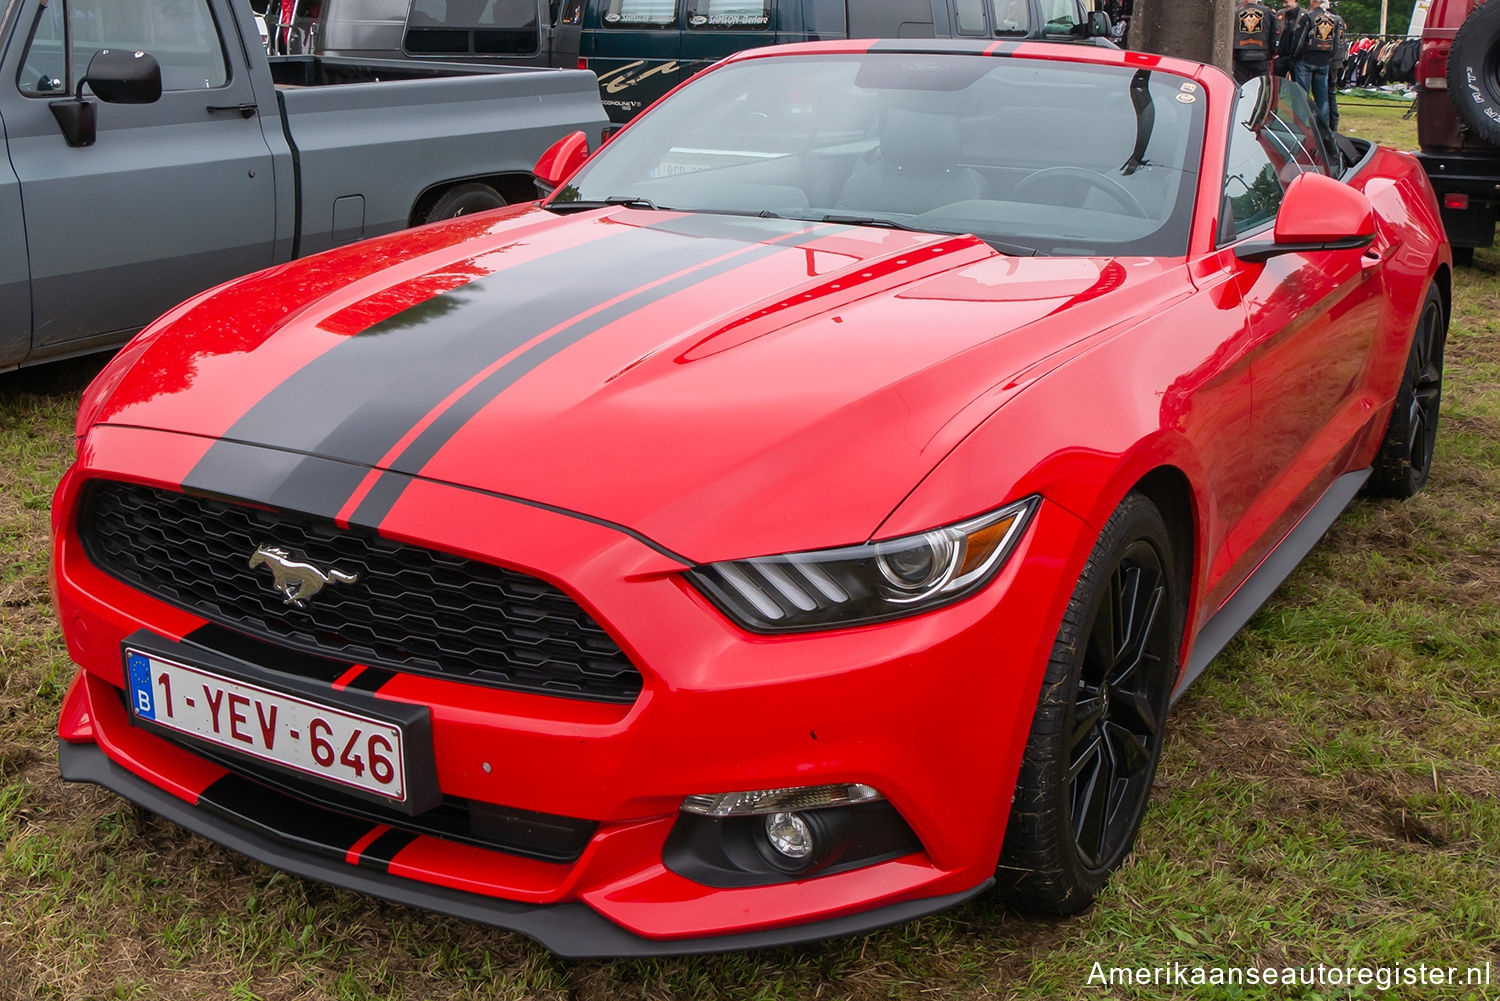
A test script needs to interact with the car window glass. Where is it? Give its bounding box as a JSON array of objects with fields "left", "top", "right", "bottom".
[
  {"left": 1221, "top": 77, "right": 1286, "bottom": 242},
  {"left": 562, "top": 55, "right": 1206, "bottom": 257},
  {"left": 848, "top": 0, "right": 932, "bottom": 36},
  {"left": 954, "top": 0, "right": 989, "bottom": 34},
  {"left": 988, "top": 0, "right": 1030, "bottom": 35},
  {"left": 1267, "top": 81, "right": 1330, "bottom": 175},
  {"left": 1039, "top": 0, "right": 1079, "bottom": 34},
  {"left": 407, "top": 0, "right": 540, "bottom": 53},
  {"left": 20, "top": 0, "right": 230, "bottom": 94},
  {"left": 601, "top": 0, "right": 678, "bottom": 26},
  {"left": 686, "top": 0, "right": 770, "bottom": 30},
  {"left": 17, "top": 1, "right": 67, "bottom": 95}
]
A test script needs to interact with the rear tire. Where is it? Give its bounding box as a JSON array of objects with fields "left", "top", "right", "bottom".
[
  {"left": 1367, "top": 283, "right": 1446, "bottom": 499},
  {"left": 421, "top": 183, "right": 505, "bottom": 224},
  {"left": 1452, "top": 246, "right": 1475, "bottom": 268},
  {"left": 996, "top": 493, "right": 1181, "bottom": 915}
]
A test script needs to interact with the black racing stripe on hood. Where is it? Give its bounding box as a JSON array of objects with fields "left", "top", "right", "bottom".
[
  {"left": 188, "top": 226, "right": 660, "bottom": 469},
  {"left": 347, "top": 225, "right": 830, "bottom": 526},
  {"left": 185, "top": 439, "right": 378, "bottom": 523}
]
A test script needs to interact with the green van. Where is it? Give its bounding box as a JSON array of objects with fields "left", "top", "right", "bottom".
[
  {"left": 269, "top": 0, "right": 1109, "bottom": 122},
  {"left": 583, "top": 0, "right": 1111, "bottom": 121}
]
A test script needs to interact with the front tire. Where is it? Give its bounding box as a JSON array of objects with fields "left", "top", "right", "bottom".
[
  {"left": 1367, "top": 283, "right": 1446, "bottom": 499},
  {"left": 996, "top": 493, "right": 1181, "bottom": 915}
]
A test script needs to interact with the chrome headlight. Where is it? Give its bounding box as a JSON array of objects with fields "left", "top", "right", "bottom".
[{"left": 688, "top": 497, "right": 1037, "bottom": 632}]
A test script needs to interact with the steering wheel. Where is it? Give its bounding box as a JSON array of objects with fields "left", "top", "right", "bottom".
[{"left": 1011, "top": 166, "right": 1149, "bottom": 219}]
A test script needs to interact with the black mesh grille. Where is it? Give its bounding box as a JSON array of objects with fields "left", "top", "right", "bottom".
[{"left": 79, "top": 481, "right": 643, "bottom": 703}]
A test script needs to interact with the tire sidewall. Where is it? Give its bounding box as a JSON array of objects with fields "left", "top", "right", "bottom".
[
  {"left": 1446, "top": 1, "right": 1500, "bottom": 147},
  {"left": 997, "top": 493, "right": 1184, "bottom": 914},
  {"left": 1050, "top": 499, "right": 1177, "bottom": 887}
]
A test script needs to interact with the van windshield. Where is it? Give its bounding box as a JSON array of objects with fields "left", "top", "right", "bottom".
[{"left": 555, "top": 54, "right": 1206, "bottom": 257}]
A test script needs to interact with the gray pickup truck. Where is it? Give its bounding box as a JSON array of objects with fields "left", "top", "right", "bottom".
[{"left": 0, "top": 0, "right": 608, "bottom": 371}]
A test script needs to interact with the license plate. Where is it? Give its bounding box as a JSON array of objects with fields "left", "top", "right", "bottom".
[{"left": 125, "top": 649, "right": 408, "bottom": 803}]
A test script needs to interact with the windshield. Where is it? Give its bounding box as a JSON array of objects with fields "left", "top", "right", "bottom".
[{"left": 555, "top": 54, "right": 1206, "bottom": 257}]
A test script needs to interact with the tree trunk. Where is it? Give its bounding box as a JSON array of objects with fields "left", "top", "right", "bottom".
[{"left": 1128, "top": 0, "right": 1235, "bottom": 73}]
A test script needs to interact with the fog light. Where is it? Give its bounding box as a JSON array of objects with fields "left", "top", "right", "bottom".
[
  {"left": 1445, "top": 193, "right": 1471, "bottom": 210},
  {"left": 764, "top": 812, "right": 814, "bottom": 859}
]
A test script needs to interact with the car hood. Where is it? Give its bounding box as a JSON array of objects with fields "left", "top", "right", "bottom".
[{"left": 90, "top": 206, "right": 1176, "bottom": 561}]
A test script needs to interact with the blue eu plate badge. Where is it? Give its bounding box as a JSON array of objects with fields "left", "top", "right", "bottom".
[{"left": 126, "top": 651, "right": 156, "bottom": 720}]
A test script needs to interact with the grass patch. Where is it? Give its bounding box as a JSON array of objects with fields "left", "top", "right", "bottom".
[{"left": 1, "top": 101, "right": 1497, "bottom": 999}]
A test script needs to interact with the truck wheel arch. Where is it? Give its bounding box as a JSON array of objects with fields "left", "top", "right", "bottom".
[{"left": 409, "top": 174, "right": 538, "bottom": 226}]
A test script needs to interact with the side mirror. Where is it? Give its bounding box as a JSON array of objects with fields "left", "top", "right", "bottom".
[
  {"left": 532, "top": 130, "right": 589, "bottom": 195},
  {"left": 85, "top": 48, "right": 164, "bottom": 104},
  {"left": 1087, "top": 10, "right": 1112, "bottom": 37},
  {"left": 1235, "top": 172, "right": 1376, "bottom": 262},
  {"left": 49, "top": 49, "right": 163, "bottom": 148}
]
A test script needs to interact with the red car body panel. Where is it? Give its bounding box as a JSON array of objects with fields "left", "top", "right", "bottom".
[{"left": 52, "top": 40, "right": 1449, "bottom": 954}]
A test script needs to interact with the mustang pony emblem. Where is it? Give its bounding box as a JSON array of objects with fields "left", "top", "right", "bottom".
[{"left": 248, "top": 544, "right": 358, "bottom": 608}]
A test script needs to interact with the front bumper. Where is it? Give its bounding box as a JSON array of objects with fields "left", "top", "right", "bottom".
[
  {"left": 53, "top": 424, "right": 1088, "bottom": 951},
  {"left": 58, "top": 740, "right": 992, "bottom": 958}
]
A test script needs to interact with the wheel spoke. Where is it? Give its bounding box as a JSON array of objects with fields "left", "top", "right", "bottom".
[
  {"left": 1108, "top": 574, "right": 1163, "bottom": 689},
  {"left": 1073, "top": 736, "right": 1114, "bottom": 864},
  {"left": 1111, "top": 685, "right": 1159, "bottom": 739},
  {"left": 1071, "top": 689, "right": 1106, "bottom": 749},
  {"left": 1069, "top": 730, "right": 1104, "bottom": 783},
  {"left": 1104, "top": 720, "right": 1152, "bottom": 776},
  {"left": 1084, "top": 578, "right": 1117, "bottom": 687}
]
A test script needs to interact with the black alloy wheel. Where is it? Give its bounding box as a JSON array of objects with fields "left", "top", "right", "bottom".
[
  {"left": 1369, "top": 283, "right": 1447, "bottom": 499},
  {"left": 1067, "top": 538, "right": 1172, "bottom": 871},
  {"left": 997, "top": 493, "right": 1180, "bottom": 915}
]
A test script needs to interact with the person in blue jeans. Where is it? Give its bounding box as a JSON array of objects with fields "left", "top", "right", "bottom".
[{"left": 1292, "top": 0, "right": 1341, "bottom": 123}]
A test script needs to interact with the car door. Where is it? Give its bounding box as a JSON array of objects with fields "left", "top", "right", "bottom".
[
  {"left": 1221, "top": 76, "right": 1388, "bottom": 565},
  {"left": 3, "top": 0, "right": 276, "bottom": 358},
  {"left": 0, "top": 108, "right": 29, "bottom": 369},
  {"left": 582, "top": 0, "right": 683, "bottom": 121}
]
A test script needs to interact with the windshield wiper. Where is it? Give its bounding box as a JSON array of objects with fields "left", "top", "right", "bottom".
[
  {"left": 547, "top": 195, "right": 662, "bottom": 213},
  {"left": 813, "top": 214, "right": 1036, "bottom": 256}
]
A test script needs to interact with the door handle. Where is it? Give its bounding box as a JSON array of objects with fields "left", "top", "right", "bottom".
[
  {"left": 207, "top": 103, "right": 258, "bottom": 118},
  {"left": 1360, "top": 248, "right": 1383, "bottom": 270}
]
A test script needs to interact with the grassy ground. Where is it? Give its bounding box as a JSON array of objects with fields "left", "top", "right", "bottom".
[{"left": 2, "top": 101, "right": 1497, "bottom": 1000}]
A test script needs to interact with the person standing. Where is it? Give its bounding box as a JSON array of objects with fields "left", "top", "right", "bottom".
[
  {"left": 1292, "top": 0, "right": 1342, "bottom": 124},
  {"left": 1233, "top": 0, "right": 1278, "bottom": 84},
  {"left": 1325, "top": 0, "right": 1349, "bottom": 130},
  {"left": 1274, "top": 0, "right": 1303, "bottom": 78}
]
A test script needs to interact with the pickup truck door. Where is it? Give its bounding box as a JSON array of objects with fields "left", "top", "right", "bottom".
[
  {"left": 2, "top": 0, "right": 277, "bottom": 356},
  {"left": 0, "top": 108, "right": 29, "bottom": 369}
]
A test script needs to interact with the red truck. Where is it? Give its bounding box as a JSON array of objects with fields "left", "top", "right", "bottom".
[{"left": 1417, "top": 0, "right": 1500, "bottom": 264}]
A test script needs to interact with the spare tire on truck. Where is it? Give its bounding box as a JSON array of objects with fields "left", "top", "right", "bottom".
[{"left": 1447, "top": 0, "right": 1500, "bottom": 146}]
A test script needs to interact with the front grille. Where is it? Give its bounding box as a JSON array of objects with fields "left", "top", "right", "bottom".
[{"left": 79, "top": 480, "right": 643, "bottom": 703}]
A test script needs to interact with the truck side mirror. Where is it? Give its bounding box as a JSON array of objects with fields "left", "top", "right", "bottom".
[
  {"left": 49, "top": 49, "right": 163, "bottom": 148},
  {"left": 85, "top": 49, "right": 164, "bottom": 105},
  {"left": 532, "top": 131, "right": 589, "bottom": 195}
]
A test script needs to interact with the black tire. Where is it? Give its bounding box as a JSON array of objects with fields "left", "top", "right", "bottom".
[
  {"left": 996, "top": 493, "right": 1182, "bottom": 915},
  {"left": 1446, "top": 0, "right": 1500, "bottom": 147},
  {"left": 421, "top": 183, "right": 505, "bottom": 224},
  {"left": 1367, "top": 283, "right": 1447, "bottom": 499},
  {"left": 1452, "top": 246, "right": 1475, "bottom": 268}
]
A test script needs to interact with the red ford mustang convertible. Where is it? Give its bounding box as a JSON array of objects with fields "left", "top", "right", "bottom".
[{"left": 53, "top": 40, "right": 1449, "bottom": 956}]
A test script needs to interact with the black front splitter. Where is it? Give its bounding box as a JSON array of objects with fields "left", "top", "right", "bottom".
[{"left": 58, "top": 741, "right": 992, "bottom": 959}]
